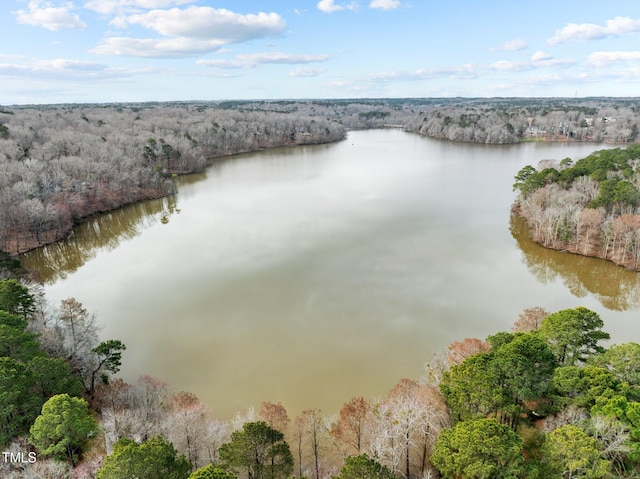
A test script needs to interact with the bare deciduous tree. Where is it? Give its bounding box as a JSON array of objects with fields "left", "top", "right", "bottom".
[
  {"left": 330, "top": 396, "right": 371, "bottom": 457},
  {"left": 368, "top": 379, "right": 449, "bottom": 479},
  {"left": 446, "top": 338, "right": 491, "bottom": 366},
  {"left": 512, "top": 306, "right": 549, "bottom": 332},
  {"left": 258, "top": 401, "right": 290, "bottom": 435},
  {"left": 167, "top": 392, "right": 211, "bottom": 470}
]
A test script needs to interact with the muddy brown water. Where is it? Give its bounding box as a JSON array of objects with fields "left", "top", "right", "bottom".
[{"left": 22, "top": 130, "right": 640, "bottom": 418}]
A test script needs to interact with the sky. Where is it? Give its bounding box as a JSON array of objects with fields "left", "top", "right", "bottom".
[{"left": 1, "top": 0, "right": 640, "bottom": 104}]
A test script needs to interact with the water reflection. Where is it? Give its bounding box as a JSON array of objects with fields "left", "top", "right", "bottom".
[
  {"left": 23, "top": 195, "right": 180, "bottom": 283},
  {"left": 510, "top": 214, "right": 640, "bottom": 311},
  {"left": 18, "top": 131, "right": 640, "bottom": 417},
  {"left": 20, "top": 143, "right": 334, "bottom": 284}
]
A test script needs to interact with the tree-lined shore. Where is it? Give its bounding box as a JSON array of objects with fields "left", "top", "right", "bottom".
[
  {"left": 2, "top": 97, "right": 639, "bottom": 256},
  {"left": 513, "top": 144, "right": 640, "bottom": 271},
  {"left": 216, "top": 97, "right": 640, "bottom": 143},
  {"left": 3, "top": 263, "right": 640, "bottom": 478},
  {"left": 0, "top": 104, "right": 345, "bottom": 255}
]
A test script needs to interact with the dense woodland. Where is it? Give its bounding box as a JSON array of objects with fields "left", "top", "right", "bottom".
[
  {"left": 513, "top": 144, "right": 640, "bottom": 271},
  {"left": 404, "top": 98, "right": 639, "bottom": 144},
  {"left": 3, "top": 265, "right": 640, "bottom": 478},
  {"left": 0, "top": 105, "right": 345, "bottom": 254},
  {"left": 216, "top": 97, "right": 640, "bottom": 144}
]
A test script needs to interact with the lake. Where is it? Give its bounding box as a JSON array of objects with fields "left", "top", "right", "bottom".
[{"left": 22, "top": 129, "right": 640, "bottom": 419}]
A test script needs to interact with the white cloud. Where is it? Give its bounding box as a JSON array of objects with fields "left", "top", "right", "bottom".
[
  {"left": 0, "top": 54, "right": 26, "bottom": 62},
  {"left": 490, "top": 60, "right": 532, "bottom": 72},
  {"left": 117, "top": 7, "right": 285, "bottom": 41},
  {"left": 416, "top": 65, "right": 480, "bottom": 80},
  {"left": 196, "top": 59, "right": 249, "bottom": 69},
  {"left": 489, "top": 56, "right": 574, "bottom": 72},
  {"left": 83, "top": 0, "right": 192, "bottom": 15},
  {"left": 548, "top": 16, "right": 640, "bottom": 45},
  {"left": 328, "top": 52, "right": 580, "bottom": 93},
  {"left": 531, "top": 50, "right": 552, "bottom": 62},
  {"left": 330, "top": 65, "right": 479, "bottom": 91},
  {"left": 586, "top": 51, "right": 640, "bottom": 67},
  {"left": 0, "top": 58, "right": 148, "bottom": 80},
  {"left": 197, "top": 52, "right": 331, "bottom": 70},
  {"left": 369, "top": 0, "right": 400, "bottom": 10},
  {"left": 536, "top": 59, "right": 575, "bottom": 68},
  {"left": 548, "top": 23, "right": 607, "bottom": 44},
  {"left": 91, "top": 36, "right": 227, "bottom": 58},
  {"left": 510, "top": 69, "right": 629, "bottom": 93},
  {"left": 528, "top": 51, "right": 575, "bottom": 68},
  {"left": 290, "top": 67, "right": 325, "bottom": 77},
  {"left": 237, "top": 52, "right": 331, "bottom": 65},
  {"left": 604, "top": 16, "right": 640, "bottom": 35},
  {"left": 366, "top": 71, "right": 403, "bottom": 81},
  {"left": 93, "top": 6, "right": 286, "bottom": 58},
  {"left": 317, "top": 0, "right": 344, "bottom": 13},
  {"left": 317, "top": 0, "right": 358, "bottom": 13},
  {"left": 37, "top": 59, "right": 105, "bottom": 71},
  {"left": 498, "top": 39, "right": 528, "bottom": 51},
  {"left": 14, "top": 0, "right": 87, "bottom": 31}
]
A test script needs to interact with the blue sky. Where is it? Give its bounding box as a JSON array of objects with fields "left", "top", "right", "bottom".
[{"left": 1, "top": 0, "right": 640, "bottom": 104}]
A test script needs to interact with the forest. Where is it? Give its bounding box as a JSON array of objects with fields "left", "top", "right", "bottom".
[
  {"left": 404, "top": 97, "right": 639, "bottom": 144},
  {"left": 1, "top": 98, "right": 639, "bottom": 256},
  {"left": 0, "top": 104, "right": 346, "bottom": 255},
  {"left": 513, "top": 144, "right": 640, "bottom": 271},
  {"left": 3, "top": 259, "right": 640, "bottom": 478},
  {"left": 214, "top": 97, "right": 640, "bottom": 144}
]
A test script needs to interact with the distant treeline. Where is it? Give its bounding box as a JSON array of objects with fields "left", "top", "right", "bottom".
[
  {"left": 405, "top": 98, "right": 639, "bottom": 144},
  {"left": 0, "top": 105, "right": 345, "bottom": 254},
  {"left": 213, "top": 97, "right": 640, "bottom": 144}
]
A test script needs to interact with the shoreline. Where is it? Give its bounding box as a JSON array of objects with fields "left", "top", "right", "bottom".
[
  {"left": 9, "top": 129, "right": 633, "bottom": 259},
  {"left": 9, "top": 137, "right": 345, "bottom": 258},
  {"left": 512, "top": 207, "right": 640, "bottom": 273}
]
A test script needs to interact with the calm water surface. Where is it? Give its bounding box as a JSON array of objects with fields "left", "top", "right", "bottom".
[{"left": 22, "top": 130, "right": 640, "bottom": 418}]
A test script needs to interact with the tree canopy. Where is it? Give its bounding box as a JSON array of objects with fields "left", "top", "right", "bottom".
[
  {"left": 0, "top": 357, "right": 35, "bottom": 444},
  {"left": 189, "top": 464, "right": 237, "bottom": 479},
  {"left": 219, "top": 421, "right": 293, "bottom": 479},
  {"left": 29, "top": 394, "right": 97, "bottom": 466},
  {"left": 96, "top": 436, "right": 191, "bottom": 479},
  {"left": 332, "top": 454, "right": 395, "bottom": 479},
  {"left": 434, "top": 307, "right": 640, "bottom": 477},
  {"left": 431, "top": 418, "right": 524, "bottom": 479},
  {"left": 542, "top": 425, "right": 611, "bottom": 478},
  {"left": 441, "top": 332, "right": 557, "bottom": 425},
  {"left": 0, "top": 281, "right": 83, "bottom": 446},
  {"left": 0, "top": 279, "right": 35, "bottom": 319},
  {"left": 538, "top": 307, "right": 610, "bottom": 366},
  {"left": 87, "top": 339, "right": 126, "bottom": 396},
  {"left": 589, "top": 342, "right": 640, "bottom": 388}
]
